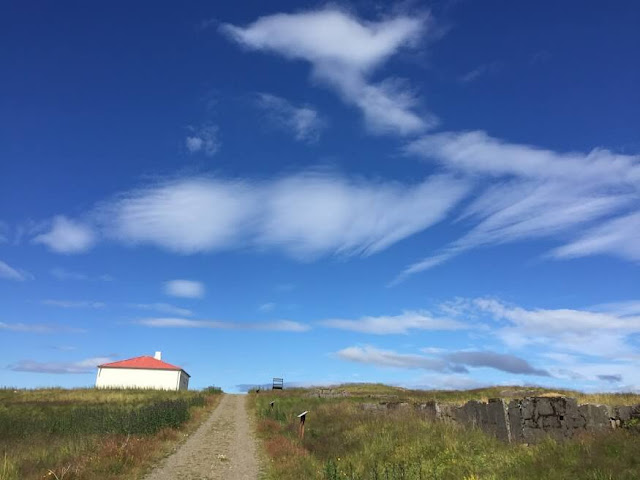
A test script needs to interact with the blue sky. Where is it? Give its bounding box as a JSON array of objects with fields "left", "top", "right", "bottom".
[{"left": 1, "top": 1, "right": 639, "bottom": 393}]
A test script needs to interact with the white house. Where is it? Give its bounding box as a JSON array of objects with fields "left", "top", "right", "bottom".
[{"left": 95, "top": 352, "right": 190, "bottom": 391}]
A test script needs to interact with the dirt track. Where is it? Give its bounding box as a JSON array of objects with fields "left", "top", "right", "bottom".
[{"left": 144, "top": 394, "right": 261, "bottom": 480}]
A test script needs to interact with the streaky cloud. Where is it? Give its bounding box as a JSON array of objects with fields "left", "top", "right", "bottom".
[
  {"left": 321, "top": 310, "right": 465, "bottom": 334},
  {"left": 395, "top": 130, "right": 640, "bottom": 282},
  {"left": 0, "top": 260, "right": 32, "bottom": 281},
  {"left": 222, "top": 7, "right": 434, "bottom": 135},
  {"left": 91, "top": 172, "right": 469, "bottom": 258},
  {"left": 138, "top": 317, "right": 310, "bottom": 332}
]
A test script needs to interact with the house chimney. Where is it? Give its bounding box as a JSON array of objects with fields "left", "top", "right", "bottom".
[{"left": 154, "top": 351, "right": 162, "bottom": 360}]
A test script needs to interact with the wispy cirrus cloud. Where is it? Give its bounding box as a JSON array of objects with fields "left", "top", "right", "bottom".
[
  {"left": 406, "top": 130, "right": 640, "bottom": 184},
  {"left": 222, "top": 7, "right": 435, "bottom": 135},
  {"left": 0, "top": 260, "right": 32, "bottom": 281},
  {"left": 8, "top": 356, "right": 112, "bottom": 374},
  {"left": 0, "top": 322, "right": 85, "bottom": 334},
  {"left": 395, "top": 130, "right": 640, "bottom": 282},
  {"left": 458, "top": 62, "right": 501, "bottom": 83},
  {"left": 255, "top": 93, "right": 324, "bottom": 143},
  {"left": 320, "top": 310, "right": 465, "bottom": 334},
  {"left": 331, "top": 296, "right": 640, "bottom": 386},
  {"left": 34, "top": 173, "right": 469, "bottom": 260},
  {"left": 42, "top": 299, "right": 106, "bottom": 309},
  {"left": 137, "top": 317, "right": 309, "bottom": 332},
  {"left": 549, "top": 211, "right": 640, "bottom": 262},
  {"left": 444, "top": 297, "right": 640, "bottom": 358},
  {"left": 258, "top": 302, "right": 276, "bottom": 313},
  {"left": 90, "top": 172, "right": 468, "bottom": 258},
  {"left": 129, "top": 303, "right": 193, "bottom": 317},
  {"left": 50, "top": 268, "right": 113, "bottom": 281}
]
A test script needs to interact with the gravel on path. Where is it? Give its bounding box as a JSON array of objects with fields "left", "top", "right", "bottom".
[{"left": 143, "top": 394, "right": 261, "bottom": 480}]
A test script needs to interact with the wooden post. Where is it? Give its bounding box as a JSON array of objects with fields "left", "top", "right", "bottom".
[{"left": 297, "top": 411, "right": 308, "bottom": 440}]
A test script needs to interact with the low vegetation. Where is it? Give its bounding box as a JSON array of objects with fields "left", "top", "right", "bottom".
[
  {"left": 251, "top": 384, "right": 640, "bottom": 480},
  {"left": 0, "top": 387, "right": 222, "bottom": 480}
]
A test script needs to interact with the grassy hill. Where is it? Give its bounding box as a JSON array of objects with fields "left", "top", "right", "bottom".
[
  {"left": 251, "top": 383, "right": 640, "bottom": 480},
  {"left": 0, "top": 387, "right": 221, "bottom": 480}
]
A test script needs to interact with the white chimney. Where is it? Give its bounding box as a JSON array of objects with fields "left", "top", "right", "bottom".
[{"left": 154, "top": 351, "right": 162, "bottom": 360}]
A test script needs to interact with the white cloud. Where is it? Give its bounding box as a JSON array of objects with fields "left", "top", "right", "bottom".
[
  {"left": 458, "top": 62, "right": 501, "bottom": 84},
  {"left": 336, "top": 346, "right": 466, "bottom": 372},
  {"left": 442, "top": 350, "right": 550, "bottom": 376},
  {"left": 256, "top": 93, "right": 324, "bottom": 143},
  {"left": 406, "top": 131, "right": 640, "bottom": 185},
  {"left": 471, "top": 297, "right": 640, "bottom": 334},
  {"left": 447, "top": 297, "right": 640, "bottom": 358},
  {"left": 102, "top": 177, "right": 255, "bottom": 254},
  {"left": 130, "top": 303, "right": 193, "bottom": 317},
  {"left": 257, "top": 173, "right": 467, "bottom": 258},
  {"left": 258, "top": 302, "right": 276, "bottom": 313},
  {"left": 222, "top": 8, "right": 433, "bottom": 135},
  {"left": 186, "top": 124, "right": 220, "bottom": 156},
  {"left": 98, "top": 172, "right": 469, "bottom": 258},
  {"left": 396, "top": 130, "right": 640, "bottom": 282},
  {"left": 9, "top": 356, "right": 112, "bottom": 374},
  {"left": 164, "top": 280, "right": 205, "bottom": 299},
  {"left": 42, "top": 300, "right": 106, "bottom": 309},
  {"left": 550, "top": 211, "right": 640, "bottom": 262},
  {"left": 32, "top": 216, "right": 96, "bottom": 254},
  {"left": 0, "top": 260, "right": 31, "bottom": 281},
  {"left": 321, "top": 310, "right": 465, "bottom": 334},
  {"left": 50, "top": 268, "right": 113, "bottom": 281},
  {"left": 540, "top": 352, "right": 640, "bottom": 390},
  {"left": 336, "top": 345, "right": 549, "bottom": 376},
  {"left": 138, "top": 317, "right": 309, "bottom": 332},
  {"left": 0, "top": 322, "right": 84, "bottom": 334},
  {"left": 591, "top": 300, "right": 640, "bottom": 317}
]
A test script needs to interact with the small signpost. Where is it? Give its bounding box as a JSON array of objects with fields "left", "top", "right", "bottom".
[
  {"left": 272, "top": 378, "right": 283, "bottom": 390},
  {"left": 297, "top": 410, "right": 308, "bottom": 439}
]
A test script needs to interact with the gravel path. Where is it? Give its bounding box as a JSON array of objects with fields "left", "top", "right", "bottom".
[{"left": 144, "top": 394, "right": 261, "bottom": 480}]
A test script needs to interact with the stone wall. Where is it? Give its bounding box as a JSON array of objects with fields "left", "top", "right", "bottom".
[{"left": 363, "top": 396, "right": 640, "bottom": 444}]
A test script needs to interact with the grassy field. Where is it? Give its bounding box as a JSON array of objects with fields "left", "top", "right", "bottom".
[
  {"left": 0, "top": 386, "right": 222, "bottom": 480},
  {"left": 250, "top": 384, "right": 640, "bottom": 480}
]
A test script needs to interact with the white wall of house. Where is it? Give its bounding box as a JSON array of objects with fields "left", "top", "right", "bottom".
[{"left": 95, "top": 367, "right": 189, "bottom": 391}]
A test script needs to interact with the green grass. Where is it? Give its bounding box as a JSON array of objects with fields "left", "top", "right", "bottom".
[
  {"left": 251, "top": 385, "right": 640, "bottom": 480},
  {"left": 316, "top": 383, "right": 640, "bottom": 406},
  {"left": 0, "top": 387, "right": 222, "bottom": 480}
]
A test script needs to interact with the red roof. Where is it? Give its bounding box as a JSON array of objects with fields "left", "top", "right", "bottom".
[{"left": 98, "top": 356, "right": 190, "bottom": 377}]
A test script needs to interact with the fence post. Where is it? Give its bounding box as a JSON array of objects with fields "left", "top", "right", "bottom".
[{"left": 297, "top": 410, "right": 308, "bottom": 440}]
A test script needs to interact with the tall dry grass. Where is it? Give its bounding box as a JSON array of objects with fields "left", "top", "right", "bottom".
[
  {"left": 0, "top": 387, "right": 222, "bottom": 480},
  {"left": 251, "top": 385, "right": 640, "bottom": 480}
]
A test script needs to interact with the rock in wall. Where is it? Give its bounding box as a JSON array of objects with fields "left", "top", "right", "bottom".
[
  {"left": 362, "top": 396, "right": 640, "bottom": 444},
  {"left": 459, "top": 396, "right": 637, "bottom": 443}
]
